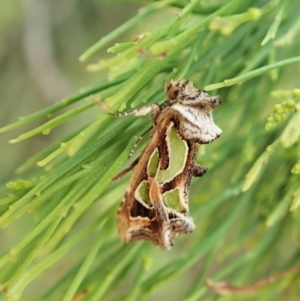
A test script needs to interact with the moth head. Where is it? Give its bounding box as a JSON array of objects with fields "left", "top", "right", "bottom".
[
  {"left": 165, "top": 79, "right": 181, "bottom": 100},
  {"left": 165, "top": 79, "right": 193, "bottom": 99},
  {"left": 166, "top": 79, "right": 221, "bottom": 109}
]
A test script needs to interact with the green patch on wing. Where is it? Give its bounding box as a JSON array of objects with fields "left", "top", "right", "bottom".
[
  {"left": 163, "top": 188, "right": 182, "bottom": 212},
  {"left": 157, "top": 126, "right": 188, "bottom": 184},
  {"left": 135, "top": 180, "right": 152, "bottom": 207},
  {"left": 147, "top": 149, "right": 159, "bottom": 177}
]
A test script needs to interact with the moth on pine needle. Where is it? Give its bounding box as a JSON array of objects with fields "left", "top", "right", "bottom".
[{"left": 111, "top": 79, "right": 222, "bottom": 250}]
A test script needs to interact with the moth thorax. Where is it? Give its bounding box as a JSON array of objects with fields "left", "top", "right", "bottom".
[{"left": 166, "top": 84, "right": 180, "bottom": 100}]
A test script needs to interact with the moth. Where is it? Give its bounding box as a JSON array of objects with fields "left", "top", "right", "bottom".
[{"left": 112, "top": 79, "right": 222, "bottom": 249}]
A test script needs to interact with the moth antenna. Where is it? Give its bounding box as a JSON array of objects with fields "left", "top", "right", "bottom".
[
  {"left": 109, "top": 104, "right": 161, "bottom": 118},
  {"left": 108, "top": 112, "right": 131, "bottom": 117}
]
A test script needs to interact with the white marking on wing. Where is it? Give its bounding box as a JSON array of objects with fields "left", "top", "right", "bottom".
[
  {"left": 172, "top": 104, "right": 199, "bottom": 125},
  {"left": 172, "top": 104, "right": 222, "bottom": 142}
]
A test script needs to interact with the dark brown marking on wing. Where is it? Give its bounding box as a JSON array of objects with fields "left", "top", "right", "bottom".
[
  {"left": 130, "top": 199, "right": 155, "bottom": 219},
  {"left": 156, "top": 123, "right": 170, "bottom": 170}
]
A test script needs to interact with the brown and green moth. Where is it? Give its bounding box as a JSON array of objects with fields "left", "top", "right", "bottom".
[{"left": 112, "top": 79, "right": 222, "bottom": 249}]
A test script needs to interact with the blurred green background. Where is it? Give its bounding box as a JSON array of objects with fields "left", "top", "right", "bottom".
[
  {"left": 0, "top": 0, "right": 144, "bottom": 183},
  {"left": 0, "top": 1, "right": 299, "bottom": 300}
]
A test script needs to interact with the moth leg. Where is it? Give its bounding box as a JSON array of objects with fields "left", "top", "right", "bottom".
[
  {"left": 112, "top": 125, "right": 152, "bottom": 181},
  {"left": 192, "top": 164, "right": 207, "bottom": 177},
  {"left": 128, "top": 126, "right": 152, "bottom": 159},
  {"left": 109, "top": 103, "right": 161, "bottom": 118},
  {"left": 111, "top": 157, "right": 139, "bottom": 182}
]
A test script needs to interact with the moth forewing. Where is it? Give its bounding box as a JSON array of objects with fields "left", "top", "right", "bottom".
[{"left": 114, "top": 79, "right": 222, "bottom": 249}]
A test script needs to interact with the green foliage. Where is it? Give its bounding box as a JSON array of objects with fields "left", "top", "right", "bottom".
[{"left": 1, "top": 0, "right": 300, "bottom": 300}]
